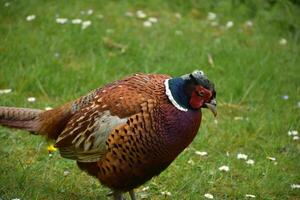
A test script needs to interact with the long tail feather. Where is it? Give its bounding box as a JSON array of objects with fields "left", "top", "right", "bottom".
[{"left": 0, "top": 106, "right": 42, "bottom": 132}]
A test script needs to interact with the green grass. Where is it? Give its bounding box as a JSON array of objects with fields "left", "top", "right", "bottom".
[{"left": 0, "top": 0, "right": 300, "bottom": 199}]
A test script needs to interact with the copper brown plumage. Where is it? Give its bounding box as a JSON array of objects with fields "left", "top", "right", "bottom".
[{"left": 0, "top": 71, "right": 217, "bottom": 200}]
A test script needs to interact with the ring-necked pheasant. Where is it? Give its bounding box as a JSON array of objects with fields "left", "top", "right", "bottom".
[{"left": 0, "top": 70, "right": 216, "bottom": 200}]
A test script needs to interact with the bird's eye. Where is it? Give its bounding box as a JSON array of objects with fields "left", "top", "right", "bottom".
[{"left": 197, "top": 91, "right": 204, "bottom": 97}]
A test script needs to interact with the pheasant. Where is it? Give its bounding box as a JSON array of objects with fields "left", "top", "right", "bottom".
[{"left": 0, "top": 70, "right": 216, "bottom": 200}]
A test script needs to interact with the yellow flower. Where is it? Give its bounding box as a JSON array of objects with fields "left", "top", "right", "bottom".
[{"left": 47, "top": 145, "right": 57, "bottom": 153}]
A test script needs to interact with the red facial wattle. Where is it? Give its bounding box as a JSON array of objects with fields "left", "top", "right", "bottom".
[{"left": 189, "top": 91, "right": 204, "bottom": 109}]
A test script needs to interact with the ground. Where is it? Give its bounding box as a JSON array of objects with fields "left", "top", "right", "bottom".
[{"left": 0, "top": 0, "right": 300, "bottom": 199}]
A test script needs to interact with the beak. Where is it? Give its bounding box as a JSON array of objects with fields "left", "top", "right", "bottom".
[{"left": 205, "top": 99, "right": 217, "bottom": 117}]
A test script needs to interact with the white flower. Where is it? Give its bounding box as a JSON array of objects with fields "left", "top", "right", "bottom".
[
  {"left": 204, "top": 193, "right": 214, "bottom": 199},
  {"left": 288, "top": 130, "right": 298, "bottom": 136},
  {"left": 234, "top": 116, "right": 244, "bottom": 120},
  {"left": 72, "top": 19, "right": 82, "bottom": 24},
  {"left": 63, "top": 169, "right": 70, "bottom": 176},
  {"left": 125, "top": 11, "right": 133, "bottom": 17},
  {"left": 161, "top": 191, "right": 171, "bottom": 196},
  {"left": 211, "top": 21, "right": 218, "bottom": 27},
  {"left": 87, "top": 9, "right": 93, "bottom": 15},
  {"left": 106, "top": 29, "right": 114, "bottom": 34},
  {"left": 267, "top": 156, "right": 276, "bottom": 161},
  {"left": 291, "top": 184, "right": 300, "bottom": 189},
  {"left": 0, "top": 89, "right": 12, "bottom": 94},
  {"left": 297, "top": 101, "right": 300, "bottom": 108},
  {"left": 97, "top": 14, "right": 104, "bottom": 19},
  {"left": 187, "top": 159, "right": 195, "bottom": 165},
  {"left": 148, "top": 17, "right": 158, "bottom": 23},
  {"left": 174, "top": 13, "right": 182, "bottom": 19},
  {"left": 195, "top": 151, "right": 208, "bottom": 156},
  {"left": 207, "top": 12, "right": 217, "bottom": 21},
  {"left": 245, "top": 194, "right": 256, "bottom": 198},
  {"left": 56, "top": 18, "right": 68, "bottom": 24},
  {"left": 293, "top": 136, "right": 299, "bottom": 140},
  {"left": 4, "top": 2, "right": 10, "bottom": 7},
  {"left": 237, "top": 153, "right": 248, "bottom": 160},
  {"left": 45, "top": 107, "right": 53, "bottom": 111},
  {"left": 218, "top": 165, "right": 229, "bottom": 172},
  {"left": 246, "top": 159, "right": 255, "bottom": 165},
  {"left": 245, "top": 20, "right": 253, "bottom": 27},
  {"left": 11, "top": 198, "right": 21, "bottom": 200},
  {"left": 226, "top": 21, "right": 234, "bottom": 28},
  {"left": 279, "top": 38, "right": 287, "bottom": 45},
  {"left": 27, "top": 97, "right": 36, "bottom": 102},
  {"left": 26, "top": 15, "right": 36, "bottom": 21},
  {"left": 175, "top": 30, "right": 183, "bottom": 35},
  {"left": 282, "top": 95, "right": 289, "bottom": 100},
  {"left": 143, "top": 21, "right": 152, "bottom": 27},
  {"left": 142, "top": 186, "right": 149, "bottom": 191},
  {"left": 81, "top": 20, "right": 91, "bottom": 29},
  {"left": 136, "top": 10, "right": 147, "bottom": 19}
]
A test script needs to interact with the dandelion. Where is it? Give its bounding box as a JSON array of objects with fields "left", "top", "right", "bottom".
[
  {"left": 282, "top": 95, "right": 289, "bottom": 100},
  {"left": 195, "top": 151, "right": 208, "bottom": 156},
  {"left": 72, "top": 19, "right": 82, "bottom": 24},
  {"left": 47, "top": 144, "right": 57, "bottom": 153},
  {"left": 291, "top": 184, "right": 300, "bottom": 189},
  {"left": 246, "top": 159, "right": 255, "bottom": 165},
  {"left": 45, "top": 106, "right": 53, "bottom": 111},
  {"left": 143, "top": 21, "right": 152, "bottom": 27},
  {"left": 218, "top": 165, "right": 229, "bottom": 172},
  {"left": 148, "top": 17, "right": 158, "bottom": 23},
  {"left": 136, "top": 10, "right": 147, "bottom": 19},
  {"left": 237, "top": 153, "right": 248, "bottom": 160},
  {"left": 204, "top": 193, "right": 214, "bottom": 199},
  {"left": 245, "top": 194, "right": 256, "bottom": 198},
  {"left": 279, "top": 38, "right": 287, "bottom": 45},
  {"left": 207, "top": 12, "right": 216, "bottom": 21},
  {"left": 56, "top": 18, "right": 68, "bottom": 24},
  {"left": 87, "top": 9, "right": 93, "bottom": 15},
  {"left": 0, "top": 89, "right": 12, "bottom": 94},
  {"left": 226, "top": 21, "right": 234, "bottom": 29},
  {"left": 81, "top": 20, "right": 91, "bottom": 29},
  {"left": 27, "top": 97, "right": 36, "bottom": 102},
  {"left": 267, "top": 156, "right": 276, "bottom": 161},
  {"left": 26, "top": 15, "right": 36, "bottom": 21}
]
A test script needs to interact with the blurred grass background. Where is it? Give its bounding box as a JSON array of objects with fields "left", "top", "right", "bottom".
[{"left": 0, "top": 0, "right": 300, "bottom": 199}]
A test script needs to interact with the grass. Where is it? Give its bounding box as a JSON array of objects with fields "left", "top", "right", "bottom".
[{"left": 0, "top": 0, "right": 300, "bottom": 199}]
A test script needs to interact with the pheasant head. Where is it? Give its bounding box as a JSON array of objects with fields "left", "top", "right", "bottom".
[{"left": 165, "top": 70, "right": 217, "bottom": 115}]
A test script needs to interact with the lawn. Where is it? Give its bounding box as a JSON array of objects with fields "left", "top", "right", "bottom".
[{"left": 0, "top": 0, "right": 300, "bottom": 199}]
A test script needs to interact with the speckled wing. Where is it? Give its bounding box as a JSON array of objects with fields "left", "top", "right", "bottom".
[{"left": 55, "top": 73, "right": 170, "bottom": 162}]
